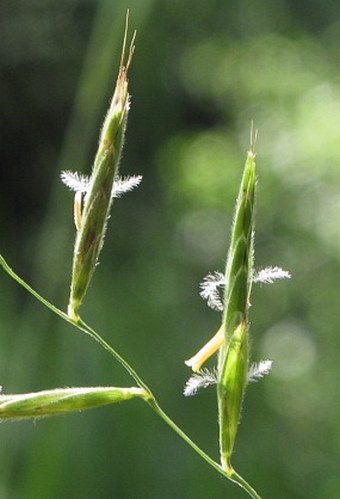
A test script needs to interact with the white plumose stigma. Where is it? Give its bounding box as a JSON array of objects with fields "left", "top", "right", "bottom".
[
  {"left": 61, "top": 171, "right": 142, "bottom": 231},
  {"left": 253, "top": 266, "right": 291, "bottom": 284},
  {"left": 111, "top": 175, "right": 142, "bottom": 198},
  {"left": 183, "top": 368, "right": 218, "bottom": 397},
  {"left": 199, "top": 271, "right": 224, "bottom": 311},
  {"left": 60, "top": 171, "right": 90, "bottom": 193},
  {"left": 199, "top": 266, "right": 290, "bottom": 312},
  {"left": 248, "top": 360, "right": 273, "bottom": 382},
  {"left": 61, "top": 171, "right": 142, "bottom": 199}
]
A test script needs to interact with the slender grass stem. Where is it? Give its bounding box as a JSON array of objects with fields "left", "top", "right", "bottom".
[
  {"left": 146, "top": 397, "right": 262, "bottom": 499},
  {"left": 0, "top": 255, "right": 147, "bottom": 392},
  {"left": 0, "top": 253, "right": 261, "bottom": 499},
  {"left": 77, "top": 319, "right": 150, "bottom": 394}
]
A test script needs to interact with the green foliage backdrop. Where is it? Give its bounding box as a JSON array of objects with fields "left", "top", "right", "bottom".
[{"left": 1, "top": 1, "right": 340, "bottom": 497}]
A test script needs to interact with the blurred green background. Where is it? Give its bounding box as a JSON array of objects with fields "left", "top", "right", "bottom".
[{"left": 1, "top": 0, "right": 340, "bottom": 497}]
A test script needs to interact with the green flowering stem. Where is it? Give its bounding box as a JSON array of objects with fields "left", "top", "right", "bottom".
[
  {"left": 147, "top": 398, "right": 262, "bottom": 499},
  {"left": 0, "top": 386, "right": 148, "bottom": 420},
  {"left": 0, "top": 254, "right": 148, "bottom": 393},
  {"left": 226, "top": 468, "right": 262, "bottom": 499},
  {"left": 0, "top": 253, "right": 261, "bottom": 498}
]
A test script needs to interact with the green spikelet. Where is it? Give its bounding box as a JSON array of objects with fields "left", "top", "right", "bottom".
[
  {"left": 68, "top": 16, "right": 136, "bottom": 321},
  {"left": 184, "top": 144, "right": 256, "bottom": 374},
  {"left": 222, "top": 147, "right": 256, "bottom": 339},
  {"left": 0, "top": 386, "right": 149, "bottom": 420},
  {"left": 218, "top": 321, "right": 248, "bottom": 472},
  {"left": 218, "top": 143, "right": 256, "bottom": 472}
]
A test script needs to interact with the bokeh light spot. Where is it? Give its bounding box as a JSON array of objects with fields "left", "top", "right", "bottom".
[{"left": 261, "top": 320, "right": 316, "bottom": 379}]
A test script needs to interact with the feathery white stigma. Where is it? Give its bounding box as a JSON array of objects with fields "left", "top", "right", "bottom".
[
  {"left": 111, "top": 175, "right": 142, "bottom": 198},
  {"left": 199, "top": 271, "right": 224, "bottom": 311},
  {"left": 183, "top": 368, "right": 218, "bottom": 397},
  {"left": 253, "top": 266, "right": 291, "bottom": 284},
  {"left": 61, "top": 171, "right": 142, "bottom": 199},
  {"left": 60, "top": 171, "right": 90, "bottom": 192},
  {"left": 248, "top": 360, "right": 273, "bottom": 382}
]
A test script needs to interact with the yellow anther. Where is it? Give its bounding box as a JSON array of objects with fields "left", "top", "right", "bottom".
[
  {"left": 185, "top": 324, "right": 224, "bottom": 373},
  {"left": 74, "top": 191, "right": 83, "bottom": 231}
]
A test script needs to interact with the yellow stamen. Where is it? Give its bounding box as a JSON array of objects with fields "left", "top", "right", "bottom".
[
  {"left": 74, "top": 191, "right": 83, "bottom": 231},
  {"left": 185, "top": 324, "right": 224, "bottom": 373}
]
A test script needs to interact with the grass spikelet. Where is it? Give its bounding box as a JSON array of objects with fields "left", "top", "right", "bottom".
[
  {"left": 67, "top": 12, "right": 136, "bottom": 321},
  {"left": 0, "top": 386, "right": 148, "bottom": 420}
]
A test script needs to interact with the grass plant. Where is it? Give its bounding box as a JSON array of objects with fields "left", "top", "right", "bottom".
[{"left": 0, "top": 12, "right": 291, "bottom": 499}]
